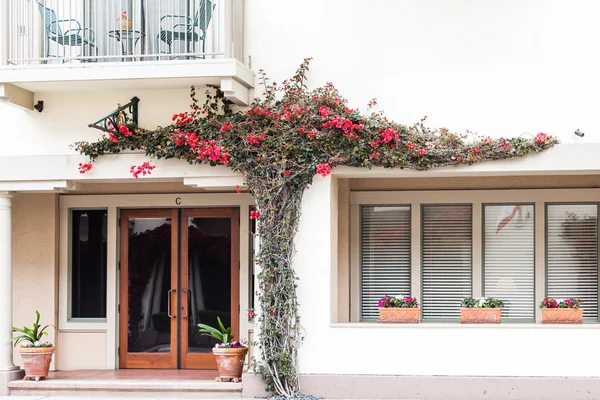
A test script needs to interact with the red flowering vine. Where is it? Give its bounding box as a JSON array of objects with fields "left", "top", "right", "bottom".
[{"left": 73, "top": 59, "right": 558, "bottom": 398}]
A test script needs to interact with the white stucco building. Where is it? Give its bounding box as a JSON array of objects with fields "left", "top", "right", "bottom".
[{"left": 1, "top": 1, "right": 600, "bottom": 399}]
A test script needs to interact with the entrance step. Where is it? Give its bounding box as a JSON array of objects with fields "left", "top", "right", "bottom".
[{"left": 8, "top": 378, "right": 242, "bottom": 398}]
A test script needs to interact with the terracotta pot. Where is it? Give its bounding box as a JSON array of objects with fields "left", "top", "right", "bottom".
[
  {"left": 19, "top": 347, "right": 54, "bottom": 381},
  {"left": 120, "top": 19, "right": 133, "bottom": 30},
  {"left": 378, "top": 307, "right": 420, "bottom": 323},
  {"left": 460, "top": 308, "right": 502, "bottom": 324},
  {"left": 541, "top": 308, "right": 584, "bottom": 324},
  {"left": 213, "top": 347, "right": 248, "bottom": 382}
]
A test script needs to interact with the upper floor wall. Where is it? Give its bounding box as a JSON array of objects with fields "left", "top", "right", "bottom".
[
  {"left": 245, "top": 0, "right": 600, "bottom": 145},
  {"left": 1, "top": 0, "right": 599, "bottom": 161}
]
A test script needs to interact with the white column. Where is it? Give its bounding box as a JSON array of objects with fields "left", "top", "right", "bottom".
[{"left": 0, "top": 193, "right": 16, "bottom": 370}]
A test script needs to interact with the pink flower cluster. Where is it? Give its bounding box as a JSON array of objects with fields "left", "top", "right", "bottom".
[
  {"left": 322, "top": 117, "right": 364, "bottom": 139},
  {"left": 535, "top": 132, "right": 549, "bottom": 144},
  {"left": 378, "top": 295, "right": 419, "bottom": 309},
  {"left": 247, "top": 133, "right": 265, "bottom": 145},
  {"left": 540, "top": 297, "right": 582, "bottom": 309},
  {"left": 78, "top": 163, "right": 93, "bottom": 174},
  {"left": 130, "top": 161, "right": 155, "bottom": 179},
  {"left": 316, "top": 163, "right": 332, "bottom": 177},
  {"left": 198, "top": 139, "right": 229, "bottom": 165},
  {"left": 250, "top": 210, "right": 261, "bottom": 220},
  {"left": 172, "top": 112, "right": 194, "bottom": 127}
]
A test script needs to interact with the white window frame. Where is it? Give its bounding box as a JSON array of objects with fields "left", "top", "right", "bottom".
[
  {"left": 59, "top": 193, "right": 255, "bottom": 369},
  {"left": 350, "top": 189, "right": 600, "bottom": 324}
]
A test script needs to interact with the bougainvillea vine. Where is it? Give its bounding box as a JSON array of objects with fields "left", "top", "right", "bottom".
[{"left": 73, "top": 58, "right": 557, "bottom": 397}]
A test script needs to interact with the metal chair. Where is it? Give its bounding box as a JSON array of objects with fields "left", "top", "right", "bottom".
[
  {"left": 37, "top": 1, "right": 97, "bottom": 62},
  {"left": 156, "top": 0, "right": 213, "bottom": 59}
]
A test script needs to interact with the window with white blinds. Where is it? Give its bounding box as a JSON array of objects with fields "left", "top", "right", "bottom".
[
  {"left": 547, "top": 204, "right": 598, "bottom": 320},
  {"left": 483, "top": 205, "right": 535, "bottom": 320},
  {"left": 422, "top": 205, "right": 472, "bottom": 320},
  {"left": 360, "top": 206, "right": 411, "bottom": 320}
]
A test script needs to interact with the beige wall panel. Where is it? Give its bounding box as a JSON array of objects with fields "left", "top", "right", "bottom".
[
  {"left": 11, "top": 193, "right": 58, "bottom": 369},
  {"left": 57, "top": 332, "right": 107, "bottom": 370}
]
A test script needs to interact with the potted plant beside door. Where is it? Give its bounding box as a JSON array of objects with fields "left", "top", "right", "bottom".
[
  {"left": 198, "top": 317, "right": 248, "bottom": 383},
  {"left": 11, "top": 311, "right": 54, "bottom": 381}
]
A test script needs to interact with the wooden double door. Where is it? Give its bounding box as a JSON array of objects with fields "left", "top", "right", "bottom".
[{"left": 119, "top": 208, "right": 239, "bottom": 369}]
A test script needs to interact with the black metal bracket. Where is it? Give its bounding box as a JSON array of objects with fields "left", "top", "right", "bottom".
[{"left": 88, "top": 97, "right": 139, "bottom": 134}]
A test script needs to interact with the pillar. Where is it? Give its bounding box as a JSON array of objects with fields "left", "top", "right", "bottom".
[
  {"left": 0, "top": 193, "right": 21, "bottom": 396},
  {"left": 0, "top": 193, "right": 16, "bottom": 371}
]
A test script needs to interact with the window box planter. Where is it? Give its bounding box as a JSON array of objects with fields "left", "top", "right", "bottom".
[
  {"left": 541, "top": 308, "right": 583, "bottom": 324},
  {"left": 540, "top": 298, "right": 583, "bottom": 324},
  {"left": 378, "top": 307, "right": 420, "bottom": 324},
  {"left": 460, "top": 307, "right": 502, "bottom": 324}
]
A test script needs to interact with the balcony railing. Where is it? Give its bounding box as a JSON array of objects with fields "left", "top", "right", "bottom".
[{"left": 4, "top": 0, "right": 244, "bottom": 65}]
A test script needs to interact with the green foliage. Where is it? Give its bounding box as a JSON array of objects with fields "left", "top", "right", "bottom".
[
  {"left": 11, "top": 311, "right": 53, "bottom": 348},
  {"left": 461, "top": 297, "right": 504, "bottom": 308},
  {"left": 198, "top": 316, "right": 234, "bottom": 344},
  {"left": 74, "top": 59, "right": 557, "bottom": 398}
]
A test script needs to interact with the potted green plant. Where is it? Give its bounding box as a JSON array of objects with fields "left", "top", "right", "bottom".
[
  {"left": 11, "top": 311, "right": 54, "bottom": 381},
  {"left": 378, "top": 295, "right": 420, "bottom": 323},
  {"left": 540, "top": 297, "right": 583, "bottom": 324},
  {"left": 198, "top": 317, "right": 248, "bottom": 382},
  {"left": 460, "top": 297, "right": 504, "bottom": 323}
]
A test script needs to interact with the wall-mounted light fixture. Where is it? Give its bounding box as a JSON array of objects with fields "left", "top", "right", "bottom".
[{"left": 574, "top": 129, "right": 585, "bottom": 137}]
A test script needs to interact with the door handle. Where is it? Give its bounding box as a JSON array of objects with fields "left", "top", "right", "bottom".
[
  {"left": 182, "top": 289, "right": 189, "bottom": 318},
  {"left": 168, "top": 289, "right": 176, "bottom": 318}
]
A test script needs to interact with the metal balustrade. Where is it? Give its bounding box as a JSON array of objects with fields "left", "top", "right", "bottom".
[{"left": 4, "top": 0, "right": 244, "bottom": 65}]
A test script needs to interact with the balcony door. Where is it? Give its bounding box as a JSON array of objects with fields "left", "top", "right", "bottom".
[{"left": 119, "top": 208, "right": 239, "bottom": 369}]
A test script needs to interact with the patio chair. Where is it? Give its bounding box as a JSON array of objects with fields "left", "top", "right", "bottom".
[
  {"left": 37, "top": 1, "right": 97, "bottom": 62},
  {"left": 156, "top": 0, "right": 214, "bottom": 59}
]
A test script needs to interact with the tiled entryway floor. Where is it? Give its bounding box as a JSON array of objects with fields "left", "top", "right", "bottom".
[{"left": 46, "top": 369, "right": 218, "bottom": 380}]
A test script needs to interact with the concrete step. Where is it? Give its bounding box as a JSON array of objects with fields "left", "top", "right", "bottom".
[{"left": 8, "top": 378, "right": 242, "bottom": 398}]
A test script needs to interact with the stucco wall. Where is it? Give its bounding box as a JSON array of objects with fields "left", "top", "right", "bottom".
[
  {"left": 314, "top": 176, "right": 600, "bottom": 377},
  {"left": 11, "top": 193, "right": 58, "bottom": 369},
  {"left": 246, "top": 0, "right": 598, "bottom": 145},
  {"left": 56, "top": 332, "right": 107, "bottom": 370}
]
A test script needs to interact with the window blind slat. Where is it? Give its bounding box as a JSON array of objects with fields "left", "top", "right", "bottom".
[
  {"left": 483, "top": 205, "right": 535, "bottom": 320},
  {"left": 361, "top": 206, "right": 411, "bottom": 320},
  {"left": 422, "top": 205, "right": 472, "bottom": 319},
  {"left": 547, "top": 204, "right": 598, "bottom": 320}
]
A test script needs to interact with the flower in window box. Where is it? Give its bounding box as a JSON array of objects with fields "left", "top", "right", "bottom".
[
  {"left": 460, "top": 297, "right": 504, "bottom": 324},
  {"left": 540, "top": 297, "right": 583, "bottom": 324},
  {"left": 377, "top": 295, "right": 420, "bottom": 324}
]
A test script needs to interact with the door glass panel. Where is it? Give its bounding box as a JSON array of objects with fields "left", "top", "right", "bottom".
[
  {"left": 187, "top": 217, "right": 231, "bottom": 353},
  {"left": 127, "top": 217, "right": 172, "bottom": 353}
]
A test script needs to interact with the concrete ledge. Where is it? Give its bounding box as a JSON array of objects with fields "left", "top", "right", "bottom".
[
  {"left": 0, "top": 369, "right": 24, "bottom": 396},
  {"left": 9, "top": 378, "right": 241, "bottom": 398},
  {"left": 297, "top": 375, "right": 600, "bottom": 400}
]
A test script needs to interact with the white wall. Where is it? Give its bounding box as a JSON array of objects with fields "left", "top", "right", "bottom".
[
  {"left": 295, "top": 176, "right": 600, "bottom": 377},
  {"left": 245, "top": 0, "right": 600, "bottom": 144},
  {"left": 0, "top": 88, "right": 200, "bottom": 157},
  {"left": 1, "top": 1, "right": 599, "bottom": 158}
]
